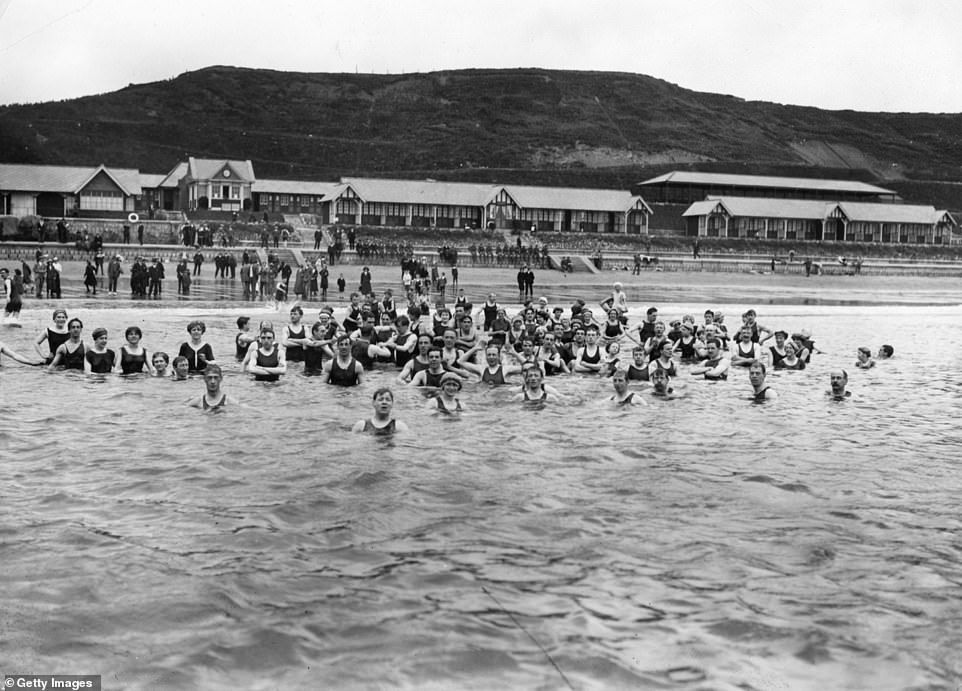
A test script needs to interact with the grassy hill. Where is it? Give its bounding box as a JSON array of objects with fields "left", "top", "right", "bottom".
[{"left": 3, "top": 66, "right": 962, "bottom": 205}]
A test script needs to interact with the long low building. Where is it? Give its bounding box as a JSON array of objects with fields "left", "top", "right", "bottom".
[
  {"left": 316, "top": 177, "right": 652, "bottom": 233},
  {"left": 0, "top": 163, "right": 142, "bottom": 216},
  {"left": 683, "top": 197, "right": 957, "bottom": 244},
  {"left": 637, "top": 170, "right": 899, "bottom": 204}
]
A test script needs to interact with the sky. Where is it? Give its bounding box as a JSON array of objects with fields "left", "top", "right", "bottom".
[{"left": 0, "top": 0, "right": 960, "bottom": 112}]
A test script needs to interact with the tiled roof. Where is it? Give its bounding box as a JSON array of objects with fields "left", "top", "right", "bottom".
[
  {"left": 156, "top": 162, "right": 188, "bottom": 188},
  {"left": 342, "top": 177, "right": 494, "bottom": 206},
  {"left": 252, "top": 179, "right": 341, "bottom": 196},
  {"left": 187, "top": 157, "right": 255, "bottom": 182},
  {"left": 683, "top": 197, "right": 833, "bottom": 219},
  {"left": 0, "top": 163, "right": 141, "bottom": 194},
  {"left": 339, "top": 177, "right": 650, "bottom": 213},
  {"left": 504, "top": 184, "right": 650, "bottom": 213},
  {"left": 683, "top": 197, "right": 951, "bottom": 225},
  {"left": 139, "top": 173, "right": 168, "bottom": 188},
  {"left": 639, "top": 171, "right": 895, "bottom": 195},
  {"left": 837, "top": 202, "right": 946, "bottom": 224}
]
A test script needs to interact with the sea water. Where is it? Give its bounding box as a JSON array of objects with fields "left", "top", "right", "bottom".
[{"left": 1, "top": 304, "right": 960, "bottom": 690}]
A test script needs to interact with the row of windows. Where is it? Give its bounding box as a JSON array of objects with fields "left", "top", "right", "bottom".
[{"left": 80, "top": 192, "right": 124, "bottom": 211}]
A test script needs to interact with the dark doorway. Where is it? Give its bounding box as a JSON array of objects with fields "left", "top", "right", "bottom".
[{"left": 36, "top": 192, "right": 65, "bottom": 217}]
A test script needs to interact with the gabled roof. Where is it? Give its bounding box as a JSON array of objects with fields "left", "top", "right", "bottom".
[
  {"left": 640, "top": 171, "right": 895, "bottom": 195},
  {"left": 75, "top": 164, "right": 141, "bottom": 195},
  {"left": 139, "top": 173, "right": 168, "bottom": 188},
  {"left": 683, "top": 196, "right": 953, "bottom": 226},
  {"left": 155, "top": 162, "right": 188, "bottom": 188},
  {"left": 836, "top": 201, "right": 946, "bottom": 225},
  {"left": 186, "top": 157, "right": 255, "bottom": 182},
  {"left": 252, "top": 179, "right": 341, "bottom": 196},
  {"left": 341, "top": 177, "right": 494, "bottom": 206},
  {"left": 0, "top": 163, "right": 141, "bottom": 195},
  {"left": 683, "top": 197, "right": 833, "bottom": 220},
  {"left": 503, "top": 184, "right": 651, "bottom": 213},
  {"left": 338, "top": 177, "right": 651, "bottom": 213}
]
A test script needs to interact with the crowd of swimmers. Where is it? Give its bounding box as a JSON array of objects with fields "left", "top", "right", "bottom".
[{"left": 0, "top": 281, "right": 896, "bottom": 432}]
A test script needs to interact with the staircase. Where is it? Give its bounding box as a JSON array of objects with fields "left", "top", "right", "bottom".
[
  {"left": 263, "top": 247, "right": 306, "bottom": 267},
  {"left": 547, "top": 254, "right": 600, "bottom": 273}
]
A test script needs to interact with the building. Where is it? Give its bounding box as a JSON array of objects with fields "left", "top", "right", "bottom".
[
  {"left": 322, "top": 177, "right": 652, "bottom": 233},
  {"left": 637, "top": 171, "right": 899, "bottom": 204},
  {"left": 252, "top": 179, "right": 338, "bottom": 216},
  {"left": 0, "top": 163, "right": 142, "bottom": 217},
  {"left": 682, "top": 197, "right": 957, "bottom": 244}
]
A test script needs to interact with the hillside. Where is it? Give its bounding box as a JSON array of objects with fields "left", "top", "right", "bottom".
[{"left": 2, "top": 66, "right": 962, "bottom": 204}]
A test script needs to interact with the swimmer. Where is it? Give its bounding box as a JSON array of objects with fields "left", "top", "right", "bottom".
[
  {"left": 428, "top": 372, "right": 464, "bottom": 414},
  {"left": 34, "top": 309, "right": 69, "bottom": 364},
  {"left": 649, "top": 368, "right": 680, "bottom": 398},
  {"left": 573, "top": 324, "right": 604, "bottom": 374},
  {"left": 410, "top": 347, "right": 463, "bottom": 388},
  {"left": 748, "top": 360, "right": 777, "bottom": 402},
  {"left": 607, "top": 369, "right": 646, "bottom": 406},
  {"left": 244, "top": 328, "right": 287, "bottom": 381},
  {"left": 730, "top": 326, "right": 763, "bottom": 367},
  {"left": 626, "top": 346, "right": 649, "bottom": 382},
  {"left": 600, "top": 341, "right": 622, "bottom": 377},
  {"left": 282, "top": 306, "right": 309, "bottom": 363},
  {"left": 178, "top": 320, "right": 216, "bottom": 373},
  {"left": 600, "top": 282, "right": 629, "bottom": 319},
  {"left": 690, "top": 338, "right": 730, "bottom": 380},
  {"left": 322, "top": 334, "right": 363, "bottom": 386},
  {"left": 48, "top": 318, "right": 85, "bottom": 371},
  {"left": 1, "top": 267, "right": 23, "bottom": 324},
  {"left": 828, "top": 369, "right": 852, "bottom": 400},
  {"left": 151, "top": 351, "right": 170, "bottom": 377},
  {"left": 352, "top": 387, "right": 409, "bottom": 434},
  {"left": 235, "top": 316, "right": 256, "bottom": 360},
  {"left": 119, "top": 326, "right": 155, "bottom": 375},
  {"left": 773, "top": 340, "right": 805, "bottom": 370},
  {"left": 171, "top": 355, "right": 190, "bottom": 380},
  {"left": 768, "top": 330, "right": 789, "bottom": 368},
  {"left": 855, "top": 346, "right": 876, "bottom": 369},
  {"left": 647, "top": 340, "right": 678, "bottom": 379},
  {"left": 84, "top": 327, "right": 115, "bottom": 374},
  {"left": 458, "top": 339, "right": 522, "bottom": 384},
  {"left": 511, "top": 365, "right": 565, "bottom": 404},
  {"left": 877, "top": 344, "right": 894, "bottom": 359},
  {"left": 0, "top": 340, "right": 44, "bottom": 367},
  {"left": 187, "top": 364, "right": 238, "bottom": 411}
]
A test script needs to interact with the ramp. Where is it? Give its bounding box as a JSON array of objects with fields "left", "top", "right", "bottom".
[{"left": 548, "top": 254, "right": 600, "bottom": 274}]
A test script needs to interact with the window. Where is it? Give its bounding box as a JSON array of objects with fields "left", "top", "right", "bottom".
[{"left": 80, "top": 190, "right": 123, "bottom": 211}]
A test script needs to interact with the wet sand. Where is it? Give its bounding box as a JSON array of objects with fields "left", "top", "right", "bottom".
[{"left": 13, "top": 260, "right": 962, "bottom": 310}]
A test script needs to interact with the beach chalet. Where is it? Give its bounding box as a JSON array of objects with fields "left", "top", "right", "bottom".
[
  {"left": 683, "top": 197, "right": 957, "bottom": 244},
  {"left": 0, "top": 163, "right": 142, "bottom": 217},
  {"left": 321, "top": 177, "right": 652, "bottom": 233},
  {"left": 251, "top": 179, "right": 339, "bottom": 216},
  {"left": 637, "top": 171, "right": 899, "bottom": 204}
]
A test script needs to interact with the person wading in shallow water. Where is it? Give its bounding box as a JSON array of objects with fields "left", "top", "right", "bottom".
[
  {"left": 188, "top": 364, "right": 238, "bottom": 411},
  {"left": 352, "top": 387, "right": 409, "bottom": 435}
]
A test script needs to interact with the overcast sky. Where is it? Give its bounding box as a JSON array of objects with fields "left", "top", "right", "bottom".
[{"left": 1, "top": 0, "right": 960, "bottom": 112}]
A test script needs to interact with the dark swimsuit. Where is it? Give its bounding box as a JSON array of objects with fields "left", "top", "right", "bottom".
[
  {"left": 46, "top": 329, "right": 70, "bottom": 362},
  {"left": 436, "top": 397, "right": 463, "bottom": 414},
  {"left": 120, "top": 346, "right": 149, "bottom": 374},
  {"left": 61, "top": 342, "right": 85, "bottom": 370},
  {"left": 253, "top": 346, "right": 280, "bottom": 382},
  {"left": 202, "top": 394, "right": 227, "bottom": 411},
  {"left": 285, "top": 324, "right": 306, "bottom": 362},
  {"left": 179, "top": 342, "right": 214, "bottom": 373},
  {"left": 481, "top": 366, "right": 506, "bottom": 385},
  {"left": 752, "top": 387, "right": 771, "bottom": 403},
  {"left": 85, "top": 349, "right": 115, "bottom": 373},
  {"left": 362, "top": 418, "right": 396, "bottom": 435},
  {"left": 328, "top": 357, "right": 360, "bottom": 386}
]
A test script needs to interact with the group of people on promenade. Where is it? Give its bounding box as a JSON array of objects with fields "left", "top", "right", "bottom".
[{"left": 1, "top": 276, "right": 895, "bottom": 432}]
